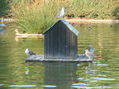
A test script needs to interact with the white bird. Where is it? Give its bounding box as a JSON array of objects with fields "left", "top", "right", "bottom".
[
  {"left": 0, "top": 18, "right": 6, "bottom": 27},
  {"left": 56, "top": 7, "right": 65, "bottom": 18},
  {"left": 85, "top": 46, "right": 95, "bottom": 60},
  {"left": 85, "top": 49, "right": 94, "bottom": 59},
  {"left": 25, "top": 48, "right": 35, "bottom": 56}
]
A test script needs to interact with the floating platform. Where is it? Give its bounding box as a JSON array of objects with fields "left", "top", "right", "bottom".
[
  {"left": 15, "top": 29, "right": 44, "bottom": 38},
  {"left": 26, "top": 54, "right": 93, "bottom": 62}
]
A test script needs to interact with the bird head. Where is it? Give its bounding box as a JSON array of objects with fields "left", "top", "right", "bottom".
[
  {"left": 25, "top": 48, "right": 30, "bottom": 55},
  {"left": 89, "top": 46, "right": 94, "bottom": 53},
  {"left": 62, "top": 7, "right": 65, "bottom": 10},
  {"left": 85, "top": 49, "right": 89, "bottom": 52}
]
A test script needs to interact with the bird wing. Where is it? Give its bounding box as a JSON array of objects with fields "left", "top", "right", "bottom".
[
  {"left": 87, "top": 52, "right": 94, "bottom": 56},
  {"left": 29, "top": 50, "right": 35, "bottom": 55},
  {"left": 25, "top": 48, "right": 35, "bottom": 56}
]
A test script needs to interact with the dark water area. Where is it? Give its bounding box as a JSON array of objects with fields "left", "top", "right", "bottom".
[{"left": 0, "top": 23, "right": 119, "bottom": 88}]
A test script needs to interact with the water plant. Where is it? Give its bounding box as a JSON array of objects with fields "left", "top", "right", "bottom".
[
  {"left": 10, "top": 0, "right": 64, "bottom": 33},
  {"left": 8, "top": 0, "right": 119, "bottom": 34}
]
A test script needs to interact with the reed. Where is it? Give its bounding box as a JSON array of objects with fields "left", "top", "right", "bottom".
[
  {"left": 66, "top": 0, "right": 119, "bottom": 19},
  {"left": 10, "top": 0, "right": 63, "bottom": 33},
  {"left": 0, "top": 0, "right": 10, "bottom": 17},
  {"left": 9, "top": 0, "right": 119, "bottom": 33}
]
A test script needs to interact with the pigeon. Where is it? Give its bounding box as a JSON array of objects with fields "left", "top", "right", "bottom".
[
  {"left": 85, "top": 49, "right": 94, "bottom": 59},
  {"left": 56, "top": 7, "right": 65, "bottom": 18},
  {"left": 85, "top": 46, "right": 95, "bottom": 59},
  {"left": 25, "top": 48, "right": 35, "bottom": 56}
]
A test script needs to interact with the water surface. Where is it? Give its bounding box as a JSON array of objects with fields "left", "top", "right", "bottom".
[{"left": 0, "top": 23, "right": 119, "bottom": 88}]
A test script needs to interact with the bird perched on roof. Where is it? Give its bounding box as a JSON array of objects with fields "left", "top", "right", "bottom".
[
  {"left": 25, "top": 48, "right": 36, "bottom": 56},
  {"left": 56, "top": 7, "right": 65, "bottom": 18},
  {"left": 85, "top": 46, "right": 95, "bottom": 60}
]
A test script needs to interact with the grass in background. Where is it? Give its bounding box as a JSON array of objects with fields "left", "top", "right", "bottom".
[
  {"left": 66, "top": 0, "right": 119, "bottom": 19},
  {"left": 0, "top": 0, "right": 10, "bottom": 17},
  {"left": 9, "top": 0, "right": 119, "bottom": 33},
  {"left": 10, "top": 0, "right": 65, "bottom": 33}
]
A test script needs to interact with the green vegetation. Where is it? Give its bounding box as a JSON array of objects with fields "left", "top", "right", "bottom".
[
  {"left": 66, "top": 0, "right": 119, "bottom": 19},
  {"left": 0, "top": 0, "right": 10, "bottom": 17},
  {"left": 10, "top": 0, "right": 62, "bottom": 33},
  {"left": 1, "top": 0, "right": 119, "bottom": 33}
]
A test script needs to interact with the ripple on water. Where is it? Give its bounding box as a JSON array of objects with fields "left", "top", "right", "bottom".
[
  {"left": 0, "top": 84, "right": 4, "bottom": 86},
  {"left": 41, "top": 85, "right": 56, "bottom": 88},
  {"left": 9, "top": 85, "right": 37, "bottom": 87},
  {"left": 72, "top": 86, "right": 119, "bottom": 89},
  {"left": 72, "top": 83, "right": 88, "bottom": 86},
  {"left": 96, "top": 64, "right": 108, "bottom": 66},
  {"left": 91, "top": 77, "right": 116, "bottom": 81}
]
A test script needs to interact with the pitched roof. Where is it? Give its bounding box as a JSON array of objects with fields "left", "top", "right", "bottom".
[{"left": 44, "top": 19, "right": 79, "bottom": 36}]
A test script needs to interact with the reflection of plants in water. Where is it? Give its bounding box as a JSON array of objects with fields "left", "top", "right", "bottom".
[
  {"left": 75, "top": 23, "right": 119, "bottom": 57},
  {"left": 0, "top": 27, "right": 45, "bottom": 85},
  {"left": 17, "top": 39, "right": 44, "bottom": 54},
  {"left": 76, "top": 63, "right": 96, "bottom": 86},
  {"left": 76, "top": 62, "right": 116, "bottom": 87},
  {"left": 8, "top": 62, "right": 44, "bottom": 85}
]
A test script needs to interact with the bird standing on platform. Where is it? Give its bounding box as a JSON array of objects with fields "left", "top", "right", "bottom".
[
  {"left": 85, "top": 46, "right": 95, "bottom": 59},
  {"left": 56, "top": 7, "right": 65, "bottom": 18},
  {"left": 25, "top": 48, "right": 36, "bottom": 56}
]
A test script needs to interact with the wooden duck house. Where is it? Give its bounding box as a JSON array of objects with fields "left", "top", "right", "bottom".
[
  {"left": 44, "top": 20, "right": 79, "bottom": 59},
  {"left": 26, "top": 20, "right": 94, "bottom": 62}
]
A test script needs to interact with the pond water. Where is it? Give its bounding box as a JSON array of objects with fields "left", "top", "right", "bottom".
[{"left": 0, "top": 23, "right": 119, "bottom": 89}]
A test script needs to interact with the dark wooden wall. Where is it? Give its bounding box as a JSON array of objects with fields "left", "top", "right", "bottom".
[{"left": 44, "top": 21, "right": 77, "bottom": 59}]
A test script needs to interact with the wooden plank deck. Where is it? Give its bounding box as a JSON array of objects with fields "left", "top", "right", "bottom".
[{"left": 25, "top": 54, "right": 93, "bottom": 62}]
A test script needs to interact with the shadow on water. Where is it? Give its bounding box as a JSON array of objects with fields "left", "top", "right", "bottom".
[
  {"left": 0, "top": 28, "right": 5, "bottom": 36},
  {"left": 42, "top": 62, "right": 94, "bottom": 89},
  {"left": 44, "top": 62, "right": 77, "bottom": 89},
  {"left": 0, "top": 0, "right": 10, "bottom": 17}
]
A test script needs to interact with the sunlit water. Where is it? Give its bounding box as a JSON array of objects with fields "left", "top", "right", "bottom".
[{"left": 0, "top": 23, "right": 119, "bottom": 89}]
